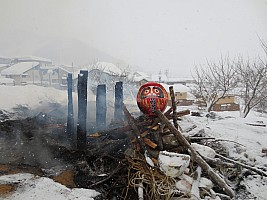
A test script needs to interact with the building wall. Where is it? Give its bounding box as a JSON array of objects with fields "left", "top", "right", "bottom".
[
  {"left": 211, "top": 95, "right": 239, "bottom": 111},
  {"left": 167, "top": 92, "right": 194, "bottom": 106},
  {"left": 175, "top": 92, "right": 187, "bottom": 100},
  {"left": 212, "top": 103, "right": 240, "bottom": 111},
  {"left": 216, "top": 96, "right": 236, "bottom": 104},
  {"left": 5, "top": 68, "right": 42, "bottom": 85}
]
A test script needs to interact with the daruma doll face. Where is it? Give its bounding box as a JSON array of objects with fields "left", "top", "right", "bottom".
[{"left": 136, "top": 82, "right": 168, "bottom": 116}]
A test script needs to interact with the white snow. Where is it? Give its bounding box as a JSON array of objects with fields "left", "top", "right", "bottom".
[
  {"left": 1, "top": 62, "right": 39, "bottom": 75},
  {"left": 0, "top": 85, "right": 68, "bottom": 111},
  {"left": 95, "top": 61, "right": 122, "bottom": 75},
  {"left": 0, "top": 173, "right": 100, "bottom": 200}
]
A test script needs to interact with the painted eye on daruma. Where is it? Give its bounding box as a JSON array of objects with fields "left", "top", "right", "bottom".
[
  {"left": 144, "top": 89, "right": 150, "bottom": 94},
  {"left": 153, "top": 88, "right": 160, "bottom": 94}
]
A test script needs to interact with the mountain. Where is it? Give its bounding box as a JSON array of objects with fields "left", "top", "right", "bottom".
[
  {"left": 0, "top": 29, "right": 125, "bottom": 66},
  {"left": 33, "top": 38, "right": 125, "bottom": 66}
]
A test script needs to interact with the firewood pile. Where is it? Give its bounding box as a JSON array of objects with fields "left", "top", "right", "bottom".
[
  {"left": 82, "top": 103, "right": 267, "bottom": 200},
  {"left": 122, "top": 104, "right": 234, "bottom": 200}
]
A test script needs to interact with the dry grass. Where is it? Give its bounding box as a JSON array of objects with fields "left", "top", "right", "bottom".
[{"left": 53, "top": 169, "right": 76, "bottom": 188}]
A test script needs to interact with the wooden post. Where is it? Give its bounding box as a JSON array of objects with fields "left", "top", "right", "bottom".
[
  {"left": 77, "top": 70, "right": 88, "bottom": 150},
  {"left": 67, "top": 73, "right": 74, "bottom": 140},
  {"left": 169, "top": 86, "right": 179, "bottom": 130},
  {"left": 114, "top": 81, "right": 123, "bottom": 122},
  {"left": 96, "top": 84, "right": 107, "bottom": 131}
]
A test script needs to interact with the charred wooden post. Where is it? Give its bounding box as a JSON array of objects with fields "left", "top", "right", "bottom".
[
  {"left": 155, "top": 110, "right": 235, "bottom": 198},
  {"left": 96, "top": 84, "right": 107, "bottom": 131},
  {"left": 114, "top": 81, "right": 123, "bottom": 122},
  {"left": 169, "top": 86, "right": 178, "bottom": 130},
  {"left": 77, "top": 70, "right": 88, "bottom": 150},
  {"left": 67, "top": 73, "right": 74, "bottom": 140}
]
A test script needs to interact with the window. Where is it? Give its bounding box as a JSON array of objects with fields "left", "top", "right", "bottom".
[{"left": 221, "top": 105, "right": 227, "bottom": 110}]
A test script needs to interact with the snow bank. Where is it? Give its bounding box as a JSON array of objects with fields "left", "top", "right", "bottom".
[
  {"left": 0, "top": 173, "right": 100, "bottom": 200},
  {"left": 0, "top": 85, "right": 68, "bottom": 111}
]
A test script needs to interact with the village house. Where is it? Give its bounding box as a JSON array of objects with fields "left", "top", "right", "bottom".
[
  {"left": 87, "top": 62, "right": 126, "bottom": 93},
  {"left": 1, "top": 62, "right": 42, "bottom": 85},
  {"left": 0, "top": 56, "right": 54, "bottom": 86},
  {"left": 161, "top": 83, "right": 195, "bottom": 106},
  {"left": 170, "top": 84, "right": 195, "bottom": 106},
  {"left": 211, "top": 95, "right": 240, "bottom": 111},
  {"left": 40, "top": 64, "right": 80, "bottom": 89},
  {"left": 132, "top": 71, "right": 152, "bottom": 86},
  {"left": 11, "top": 56, "right": 52, "bottom": 66}
]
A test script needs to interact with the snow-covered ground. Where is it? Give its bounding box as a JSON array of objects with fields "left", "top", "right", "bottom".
[
  {"left": 0, "top": 173, "right": 100, "bottom": 200},
  {"left": 179, "top": 107, "right": 267, "bottom": 199},
  {"left": 1, "top": 85, "right": 267, "bottom": 199}
]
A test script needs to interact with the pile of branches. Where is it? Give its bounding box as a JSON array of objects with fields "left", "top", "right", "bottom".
[{"left": 82, "top": 100, "right": 267, "bottom": 200}]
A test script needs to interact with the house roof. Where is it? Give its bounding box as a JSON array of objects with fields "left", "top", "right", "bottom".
[
  {"left": 94, "top": 62, "right": 122, "bottom": 75},
  {"left": 160, "top": 83, "right": 195, "bottom": 100},
  {"left": 12, "top": 56, "right": 52, "bottom": 64},
  {"left": 1, "top": 62, "right": 39, "bottom": 75},
  {"left": 172, "top": 84, "right": 191, "bottom": 92},
  {"left": 160, "top": 83, "right": 191, "bottom": 93},
  {"left": 151, "top": 74, "right": 169, "bottom": 82},
  {"left": 133, "top": 71, "right": 151, "bottom": 82}
]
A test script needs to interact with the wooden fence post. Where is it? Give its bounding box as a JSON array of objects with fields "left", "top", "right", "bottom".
[
  {"left": 114, "top": 81, "right": 123, "bottom": 122},
  {"left": 77, "top": 70, "right": 88, "bottom": 150},
  {"left": 67, "top": 73, "right": 74, "bottom": 140},
  {"left": 96, "top": 84, "right": 107, "bottom": 131}
]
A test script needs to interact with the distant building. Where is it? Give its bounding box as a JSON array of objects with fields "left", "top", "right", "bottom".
[
  {"left": 165, "top": 77, "right": 195, "bottom": 86},
  {"left": 132, "top": 71, "right": 152, "bottom": 86},
  {"left": 161, "top": 83, "right": 195, "bottom": 106},
  {"left": 211, "top": 95, "right": 240, "bottom": 111},
  {"left": 88, "top": 62, "right": 125, "bottom": 92},
  {"left": 1, "top": 62, "right": 41, "bottom": 85},
  {"left": 40, "top": 64, "right": 80, "bottom": 89},
  {"left": 11, "top": 56, "right": 52, "bottom": 65},
  {"left": 0, "top": 56, "right": 12, "bottom": 65}
]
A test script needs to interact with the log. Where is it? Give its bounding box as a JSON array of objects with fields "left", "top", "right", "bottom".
[
  {"left": 154, "top": 110, "right": 235, "bottom": 198},
  {"left": 216, "top": 153, "right": 267, "bottom": 177},
  {"left": 169, "top": 86, "right": 179, "bottom": 130},
  {"left": 123, "top": 104, "right": 147, "bottom": 153}
]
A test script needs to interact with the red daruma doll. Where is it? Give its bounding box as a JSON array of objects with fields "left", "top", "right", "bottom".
[{"left": 136, "top": 82, "right": 168, "bottom": 116}]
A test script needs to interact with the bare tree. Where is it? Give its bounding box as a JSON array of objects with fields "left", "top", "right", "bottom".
[
  {"left": 236, "top": 51, "right": 267, "bottom": 118},
  {"left": 193, "top": 56, "right": 237, "bottom": 112}
]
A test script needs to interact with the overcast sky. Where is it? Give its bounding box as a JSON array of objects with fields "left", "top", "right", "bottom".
[{"left": 0, "top": 0, "right": 267, "bottom": 77}]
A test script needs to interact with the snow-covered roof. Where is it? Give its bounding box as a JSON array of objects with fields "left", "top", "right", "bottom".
[
  {"left": 1, "top": 62, "right": 39, "bottom": 75},
  {"left": 168, "top": 77, "right": 194, "bottom": 82},
  {"left": 161, "top": 83, "right": 191, "bottom": 93},
  {"left": 94, "top": 62, "right": 122, "bottom": 75},
  {"left": 151, "top": 74, "right": 169, "bottom": 82},
  {"left": 172, "top": 84, "right": 191, "bottom": 93},
  {"left": 133, "top": 71, "right": 151, "bottom": 82},
  {"left": 160, "top": 83, "right": 195, "bottom": 100},
  {"left": 12, "top": 56, "right": 52, "bottom": 63}
]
